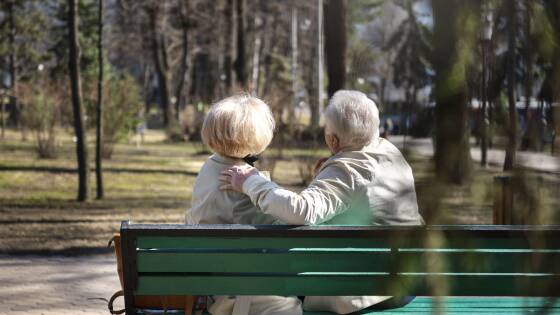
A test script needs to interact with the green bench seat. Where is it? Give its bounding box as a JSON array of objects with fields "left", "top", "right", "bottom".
[
  {"left": 134, "top": 297, "right": 560, "bottom": 314},
  {"left": 120, "top": 222, "right": 560, "bottom": 314}
]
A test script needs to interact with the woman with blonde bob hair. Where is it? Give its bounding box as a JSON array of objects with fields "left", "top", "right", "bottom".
[{"left": 186, "top": 94, "right": 303, "bottom": 315}]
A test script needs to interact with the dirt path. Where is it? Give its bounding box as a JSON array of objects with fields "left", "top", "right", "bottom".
[{"left": 0, "top": 254, "right": 121, "bottom": 315}]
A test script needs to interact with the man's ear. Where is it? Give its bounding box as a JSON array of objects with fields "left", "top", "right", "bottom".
[
  {"left": 328, "top": 133, "right": 340, "bottom": 152},
  {"left": 332, "top": 134, "right": 340, "bottom": 150}
]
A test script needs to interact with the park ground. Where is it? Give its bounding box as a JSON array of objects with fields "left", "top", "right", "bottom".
[
  {"left": 1, "top": 129, "right": 559, "bottom": 253},
  {"left": 0, "top": 129, "right": 559, "bottom": 314}
]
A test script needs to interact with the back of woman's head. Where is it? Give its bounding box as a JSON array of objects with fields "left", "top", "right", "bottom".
[{"left": 201, "top": 94, "right": 275, "bottom": 158}]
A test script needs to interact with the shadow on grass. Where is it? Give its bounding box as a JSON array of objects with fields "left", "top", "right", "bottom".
[
  {"left": 0, "top": 246, "right": 114, "bottom": 256},
  {"left": 0, "top": 196, "right": 189, "bottom": 210},
  {"left": 0, "top": 165, "right": 198, "bottom": 176}
]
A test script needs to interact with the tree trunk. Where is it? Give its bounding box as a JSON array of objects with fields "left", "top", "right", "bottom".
[
  {"left": 552, "top": 2, "right": 560, "bottom": 156},
  {"left": 8, "top": 0, "right": 18, "bottom": 130},
  {"left": 324, "top": 0, "right": 346, "bottom": 97},
  {"left": 147, "top": 6, "right": 173, "bottom": 128},
  {"left": 142, "top": 62, "right": 153, "bottom": 115},
  {"left": 175, "top": 0, "right": 191, "bottom": 122},
  {"left": 538, "top": 99, "right": 544, "bottom": 152},
  {"left": 307, "top": 58, "right": 319, "bottom": 131},
  {"left": 68, "top": 0, "right": 90, "bottom": 201},
  {"left": 432, "top": 0, "right": 474, "bottom": 184},
  {"left": 234, "top": 0, "right": 247, "bottom": 87},
  {"left": 1, "top": 96, "right": 4, "bottom": 139},
  {"left": 504, "top": 1, "right": 518, "bottom": 171},
  {"left": 259, "top": 11, "right": 278, "bottom": 97},
  {"left": 290, "top": 5, "right": 298, "bottom": 124},
  {"left": 314, "top": 0, "right": 325, "bottom": 128},
  {"left": 488, "top": 98, "right": 494, "bottom": 148},
  {"left": 379, "top": 77, "right": 387, "bottom": 110},
  {"left": 481, "top": 40, "right": 488, "bottom": 167},
  {"left": 223, "top": 0, "right": 234, "bottom": 92},
  {"left": 95, "top": 0, "right": 104, "bottom": 199},
  {"left": 251, "top": 13, "right": 263, "bottom": 94},
  {"left": 522, "top": 0, "right": 534, "bottom": 150},
  {"left": 307, "top": 0, "right": 322, "bottom": 129}
]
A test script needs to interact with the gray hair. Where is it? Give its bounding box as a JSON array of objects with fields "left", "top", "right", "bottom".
[{"left": 324, "top": 90, "right": 380, "bottom": 148}]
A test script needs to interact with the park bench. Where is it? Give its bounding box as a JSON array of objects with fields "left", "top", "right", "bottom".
[{"left": 119, "top": 221, "right": 560, "bottom": 314}]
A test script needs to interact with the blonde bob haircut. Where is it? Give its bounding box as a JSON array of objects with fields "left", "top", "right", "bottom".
[{"left": 201, "top": 94, "right": 275, "bottom": 158}]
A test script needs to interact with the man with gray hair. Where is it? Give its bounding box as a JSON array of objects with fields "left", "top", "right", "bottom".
[{"left": 220, "top": 90, "right": 423, "bottom": 313}]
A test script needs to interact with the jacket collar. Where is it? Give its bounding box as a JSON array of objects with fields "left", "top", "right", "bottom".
[
  {"left": 334, "top": 137, "right": 383, "bottom": 158},
  {"left": 210, "top": 154, "right": 246, "bottom": 166}
]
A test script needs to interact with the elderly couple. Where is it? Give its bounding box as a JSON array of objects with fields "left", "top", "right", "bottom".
[{"left": 186, "top": 90, "right": 424, "bottom": 315}]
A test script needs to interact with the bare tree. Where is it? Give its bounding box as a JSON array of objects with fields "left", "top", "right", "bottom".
[
  {"left": 250, "top": 9, "right": 263, "bottom": 95},
  {"left": 316, "top": 0, "right": 324, "bottom": 128},
  {"left": 234, "top": 0, "right": 247, "bottom": 87},
  {"left": 174, "top": 0, "right": 192, "bottom": 121},
  {"left": 95, "top": 0, "right": 104, "bottom": 199},
  {"left": 68, "top": 0, "right": 90, "bottom": 201},
  {"left": 223, "top": 0, "right": 235, "bottom": 92},
  {"left": 117, "top": 0, "right": 200, "bottom": 131},
  {"left": 8, "top": 0, "right": 17, "bottom": 133},
  {"left": 290, "top": 4, "right": 298, "bottom": 123},
  {"left": 146, "top": 3, "right": 174, "bottom": 128}
]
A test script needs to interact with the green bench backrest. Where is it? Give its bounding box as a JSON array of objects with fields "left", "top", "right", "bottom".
[{"left": 120, "top": 222, "right": 560, "bottom": 302}]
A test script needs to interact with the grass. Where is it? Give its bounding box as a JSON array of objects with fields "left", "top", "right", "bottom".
[{"left": 0, "top": 128, "right": 558, "bottom": 254}]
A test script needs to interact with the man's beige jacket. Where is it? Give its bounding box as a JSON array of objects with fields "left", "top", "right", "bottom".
[{"left": 242, "top": 138, "right": 424, "bottom": 314}]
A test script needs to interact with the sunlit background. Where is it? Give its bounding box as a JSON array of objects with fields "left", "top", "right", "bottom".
[{"left": 0, "top": 0, "right": 558, "bottom": 253}]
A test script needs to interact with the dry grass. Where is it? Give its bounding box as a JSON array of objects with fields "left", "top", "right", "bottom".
[{"left": 1, "top": 129, "right": 558, "bottom": 254}]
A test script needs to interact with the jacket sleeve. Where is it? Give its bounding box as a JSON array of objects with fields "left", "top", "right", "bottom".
[
  {"left": 231, "top": 192, "right": 285, "bottom": 225},
  {"left": 241, "top": 164, "right": 355, "bottom": 225}
]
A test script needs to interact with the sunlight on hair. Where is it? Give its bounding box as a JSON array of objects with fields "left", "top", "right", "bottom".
[{"left": 201, "top": 94, "right": 275, "bottom": 158}]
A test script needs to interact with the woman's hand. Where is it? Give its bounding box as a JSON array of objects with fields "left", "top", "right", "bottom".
[{"left": 219, "top": 165, "right": 259, "bottom": 193}]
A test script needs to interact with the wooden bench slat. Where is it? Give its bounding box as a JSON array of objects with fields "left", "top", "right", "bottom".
[
  {"left": 132, "top": 297, "right": 560, "bottom": 315},
  {"left": 136, "top": 249, "right": 560, "bottom": 274},
  {"left": 350, "top": 297, "right": 560, "bottom": 315},
  {"left": 397, "top": 251, "right": 560, "bottom": 274},
  {"left": 136, "top": 234, "right": 560, "bottom": 250},
  {"left": 135, "top": 274, "right": 560, "bottom": 296},
  {"left": 136, "top": 236, "right": 393, "bottom": 249},
  {"left": 137, "top": 251, "right": 392, "bottom": 273}
]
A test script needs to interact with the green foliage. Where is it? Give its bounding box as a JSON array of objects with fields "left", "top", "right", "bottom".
[
  {"left": 104, "top": 75, "right": 142, "bottom": 158},
  {"left": 48, "top": 0, "right": 99, "bottom": 79},
  {"left": 386, "top": 0, "right": 432, "bottom": 92},
  {"left": 347, "top": 0, "right": 386, "bottom": 26},
  {"left": 262, "top": 53, "right": 293, "bottom": 123},
  {"left": 0, "top": 0, "right": 50, "bottom": 81},
  {"left": 529, "top": 3, "right": 555, "bottom": 62},
  {"left": 346, "top": 38, "right": 378, "bottom": 92},
  {"left": 166, "top": 124, "right": 186, "bottom": 143},
  {"left": 85, "top": 68, "right": 142, "bottom": 159},
  {"left": 18, "top": 80, "right": 63, "bottom": 158}
]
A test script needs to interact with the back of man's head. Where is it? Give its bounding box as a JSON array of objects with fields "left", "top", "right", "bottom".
[{"left": 325, "top": 90, "right": 380, "bottom": 148}]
